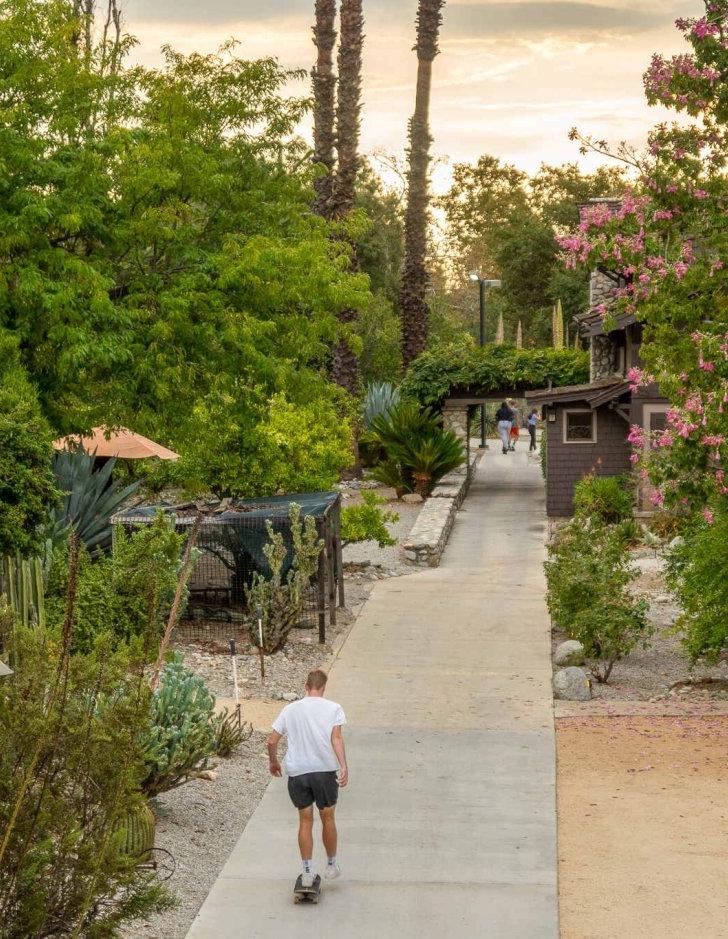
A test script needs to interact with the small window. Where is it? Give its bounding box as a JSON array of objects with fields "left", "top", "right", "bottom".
[{"left": 563, "top": 409, "right": 596, "bottom": 444}]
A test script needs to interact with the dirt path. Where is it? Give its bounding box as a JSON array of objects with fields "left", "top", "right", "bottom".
[{"left": 557, "top": 716, "right": 728, "bottom": 938}]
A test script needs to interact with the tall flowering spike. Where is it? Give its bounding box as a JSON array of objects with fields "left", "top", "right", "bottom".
[
  {"left": 495, "top": 312, "right": 505, "bottom": 345},
  {"left": 552, "top": 300, "right": 565, "bottom": 350}
]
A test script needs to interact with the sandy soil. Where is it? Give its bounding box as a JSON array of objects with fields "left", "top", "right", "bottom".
[{"left": 557, "top": 716, "right": 728, "bottom": 939}]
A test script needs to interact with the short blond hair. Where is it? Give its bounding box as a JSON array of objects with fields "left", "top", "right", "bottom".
[{"left": 305, "top": 669, "right": 328, "bottom": 691}]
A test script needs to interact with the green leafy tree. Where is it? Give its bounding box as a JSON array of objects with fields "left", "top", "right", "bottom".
[{"left": 0, "top": 334, "right": 58, "bottom": 558}]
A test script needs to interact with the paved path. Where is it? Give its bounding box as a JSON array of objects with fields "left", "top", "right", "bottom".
[{"left": 187, "top": 446, "right": 558, "bottom": 938}]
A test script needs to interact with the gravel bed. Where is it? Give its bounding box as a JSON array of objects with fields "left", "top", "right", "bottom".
[
  {"left": 122, "top": 733, "right": 270, "bottom": 939},
  {"left": 552, "top": 548, "right": 728, "bottom": 702}
]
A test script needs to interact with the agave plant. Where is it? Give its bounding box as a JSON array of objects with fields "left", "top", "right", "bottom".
[
  {"left": 48, "top": 446, "right": 140, "bottom": 553},
  {"left": 362, "top": 382, "right": 401, "bottom": 429}
]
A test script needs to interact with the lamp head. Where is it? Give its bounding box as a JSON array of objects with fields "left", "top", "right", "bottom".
[{"left": 468, "top": 272, "right": 481, "bottom": 283}]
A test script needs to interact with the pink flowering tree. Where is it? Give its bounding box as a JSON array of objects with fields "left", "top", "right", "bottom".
[{"left": 562, "top": 0, "right": 728, "bottom": 516}]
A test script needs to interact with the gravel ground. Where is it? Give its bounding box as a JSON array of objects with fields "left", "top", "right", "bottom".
[
  {"left": 123, "top": 482, "right": 421, "bottom": 938},
  {"left": 557, "top": 716, "right": 728, "bottom": 938},
  {"left": 552, "top": 548, "right": 728, "bottom": 702},
  {"left": 123, "top": 733, "right": 271, "bottom": 939}
]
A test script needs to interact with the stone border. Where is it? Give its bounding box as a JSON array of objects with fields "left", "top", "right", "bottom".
[{"left": 402, "top": 457, "right": 479, "bottom": 567}]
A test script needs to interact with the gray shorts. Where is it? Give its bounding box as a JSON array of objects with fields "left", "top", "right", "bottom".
[{"left": 288, "top": 771, "right": 339, "bottom": 810}]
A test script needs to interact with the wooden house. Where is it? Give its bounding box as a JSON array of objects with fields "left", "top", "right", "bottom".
[{"left": 527, "top": 266, "right": 669, "bottom": 518}]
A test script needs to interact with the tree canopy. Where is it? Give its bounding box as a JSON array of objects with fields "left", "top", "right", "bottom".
[{"left": 0, "top": 0, "right": 372, "bottom": 495}]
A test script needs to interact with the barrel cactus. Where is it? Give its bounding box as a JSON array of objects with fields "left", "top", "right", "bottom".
[{"left": 120, "top": 800, "right": 156, "bottom": 860}]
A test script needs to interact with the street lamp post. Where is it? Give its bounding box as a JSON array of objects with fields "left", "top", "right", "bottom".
[{"left": 468, "top": 273, "right": 502, "bottom": 448}]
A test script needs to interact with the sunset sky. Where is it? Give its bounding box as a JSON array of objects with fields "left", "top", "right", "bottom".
[{"left": 124, "top": 0, "right": 703, "bottom": 190}]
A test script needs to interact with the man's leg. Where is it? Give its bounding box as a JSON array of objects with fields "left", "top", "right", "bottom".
[
  {"left": 320, "top": 806, "right": 337, "bottom": 858},
  {"left": 298, "top": 806, "right": 314, "bottom": 865}
]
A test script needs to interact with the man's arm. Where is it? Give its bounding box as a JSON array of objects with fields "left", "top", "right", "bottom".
[
  {"left": 267, "top": 730, "right": 283, "bottom": 777},
  {"left": 331, "top": 725, "right": 348, "bottom": 787}
]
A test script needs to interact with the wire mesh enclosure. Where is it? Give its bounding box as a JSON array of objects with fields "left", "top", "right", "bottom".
[{"left": 112, "top": 492, "right": 345, "bottom": 648}]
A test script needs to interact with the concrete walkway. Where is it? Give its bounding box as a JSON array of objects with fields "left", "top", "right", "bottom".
[{"left": 187, "top": 445, "right": 558, "bottom": 938}]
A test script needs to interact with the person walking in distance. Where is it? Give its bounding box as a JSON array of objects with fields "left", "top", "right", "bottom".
[
  {"left": 268, "top": 669, "right": 348, "bottom": 888},
  {"left": 527, "top": 408, "right": 540, "bottom": 452},
  {"left": 495, "top": 400, "right": 514, "bottom": 455},
  {"left": 508, "top": 399, "right": 520, "bottom": 451}
]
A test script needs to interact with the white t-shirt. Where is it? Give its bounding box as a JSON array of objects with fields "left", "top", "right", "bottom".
[{"left": 272, "top": 696, "right": 346, "bottom": 777}]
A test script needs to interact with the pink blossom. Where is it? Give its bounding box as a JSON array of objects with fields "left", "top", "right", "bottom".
[
  {"left": 693, "top": 189, "right": 709, "bottom": 199},
  {"left": 627, "top": 424, "right": 646, "bottom": 447},
  {"left": 650, "top": 490, "right": 665, "bottom": 507},
  {"left": 699, "top": 357, "right": 716, "bottom": 372},
  {"left": 701, "top": 435, "right": 725, "bottom": 447},
  {"left": 702, "top": 507, "right": 715, "bottom": 525}
]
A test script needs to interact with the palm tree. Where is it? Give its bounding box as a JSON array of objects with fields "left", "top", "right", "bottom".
[
  {"left": 312, "top": 0, "right": 337, "bottom": 219},
  {"left": 330, "top": 0, "right": 364, "bottom": 395},
  {"left": 400, "top": 0, "right": 446, "bottom": 368},
  {"left": 516, "top": 320, "right": 523, "bottom": 349}
]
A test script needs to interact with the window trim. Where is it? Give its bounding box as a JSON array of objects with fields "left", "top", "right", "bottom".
[
  {"left": 642, "top": 404, "right": 669, "bottom": 453},
  {"left": 563, "top": 408, "right": 597, "bottom": 445}
]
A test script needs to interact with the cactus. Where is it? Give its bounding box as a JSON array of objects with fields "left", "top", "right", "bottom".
[
  {"left": 141, "top": 654, "right": 217, "bottom": 797},
  {"left": 119, "top": 800, "right": 156, "bottom": 860},
  {"left": 2, "top": 554, "right": 45, "bottom": 629},
  {"left": 246, "top": 504, "right": 324, "bottom": 653}
]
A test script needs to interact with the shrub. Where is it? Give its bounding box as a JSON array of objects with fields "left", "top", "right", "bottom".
[
  {"left": 141, "top": 654, "right": 218, "bottom": 797},
  {"left": 365, "top": 400, "right": 465, "bottom": 496},
  {"left": 545, "top": 518, "right": 651, "bottom": 682},
  {"left": 214, "top": 707, "right": 253, "bottom": 758},
  {"left": 45, "top": 516, "right": 185, "bottom": 654},
  {"left": 667, "top": 505, "right": 728, "bottom": 662},
  {"left": 0, "top": 345, "right": 58, "bottom": 559},
  {"left": 341, "top": 491, "right": 399, "bottom": 548},
  {"left": 246, "top": 504, "right": 324, "bottom": 653},
  {"left": 0, "top": 625, "right": 172, "bottom": 936},
  {"left": 573, "top": 473, "right": 633, "bottom": 524}
]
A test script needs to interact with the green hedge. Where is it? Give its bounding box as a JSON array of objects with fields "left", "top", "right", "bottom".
[{"left": 401, "top": 343, "right": 589, "bottom": 407}]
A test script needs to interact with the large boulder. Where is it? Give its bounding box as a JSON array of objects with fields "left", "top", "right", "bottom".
[
  {"left": 553, "top": 666, "right": 592, "bottom": 701},
  {"left": 554, "top": 640, "right": 586, "bottom": 667}
]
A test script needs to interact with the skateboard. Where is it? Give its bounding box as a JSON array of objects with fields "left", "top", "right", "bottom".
[{"left": 294, "top": 873, "right": 322, "bottom": 904}]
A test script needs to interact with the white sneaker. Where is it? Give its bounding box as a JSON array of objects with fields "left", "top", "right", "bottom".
[
  {"left": 301, "top": 871, "right": 315, "bottom": 888},
  {"left": 324, "top": 862, "right": 341, "bottom": 880}
]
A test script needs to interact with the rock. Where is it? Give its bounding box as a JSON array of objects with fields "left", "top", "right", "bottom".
[
  {"left": 669, "top": 536, "right": 685, "bottom": 550},
  {"left": 198, "top": 770, "right": 218, "bottom": 781},
  {"left": 553, "top": 666, "right": 592, "bottom": 701},
  {"left": 282, "top": 692, "right": 299, "bottom": 702},
  {"left": 554, "top": 640, "right": 586, "bottom": 667},
  {"left": 401, "top": 493, "right": 424, "bottom": 504}
]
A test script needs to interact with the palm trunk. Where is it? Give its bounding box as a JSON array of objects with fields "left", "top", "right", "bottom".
[
  {"left": 330, "top": 0, "right": 364, "bottom": 396},
  {"left": 400, "top": 0, "right": 445, "bottom": 368},
  {"left": 312, "top": 0, "right": 337, "bottom": 219}
]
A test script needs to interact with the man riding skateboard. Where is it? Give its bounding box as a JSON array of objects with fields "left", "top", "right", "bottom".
[{"left": 268, "top": 669, "right": 349, "bottom": 890}]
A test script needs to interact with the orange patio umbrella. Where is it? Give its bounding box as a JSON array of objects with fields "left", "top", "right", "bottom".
[{"left": 53, "top": 426, "right": 179, "bottom": 461}]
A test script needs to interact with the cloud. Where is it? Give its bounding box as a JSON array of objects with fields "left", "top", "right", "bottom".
[{"left": 443, "top": 2, "right": 671, "bottom": 37}]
